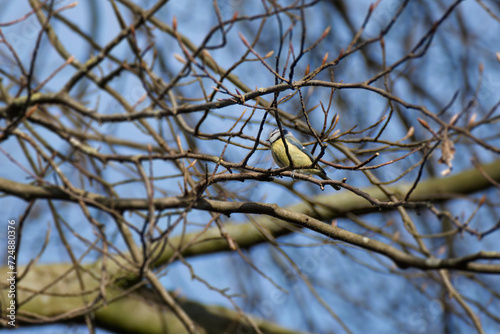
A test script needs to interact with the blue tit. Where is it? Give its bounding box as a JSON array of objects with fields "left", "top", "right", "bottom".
[{"left": 268, "top": 128, "right": 340, "bottom": 190}]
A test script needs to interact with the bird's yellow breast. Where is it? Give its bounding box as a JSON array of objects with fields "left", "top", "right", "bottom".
[{"left": 271, "top": 139, "right": 313, "bottom": 168}]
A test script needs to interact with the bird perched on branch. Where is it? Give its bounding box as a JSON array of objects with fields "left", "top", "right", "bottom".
[{"left": 268, "top": 128, "right": 340, "bottom": 190}]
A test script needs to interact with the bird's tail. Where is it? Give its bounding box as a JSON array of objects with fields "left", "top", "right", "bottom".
[{"left": 318, "top": 169, "right": 341, "bottom": 191}]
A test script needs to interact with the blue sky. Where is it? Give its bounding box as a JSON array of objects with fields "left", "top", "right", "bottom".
[{"left": 1, "top": 0, "right": 500, "bottom": 333}]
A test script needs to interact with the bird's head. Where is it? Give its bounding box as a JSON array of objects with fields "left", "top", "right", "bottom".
[{"left": 268, "top": 128, "right": 291, "bottom": 144}]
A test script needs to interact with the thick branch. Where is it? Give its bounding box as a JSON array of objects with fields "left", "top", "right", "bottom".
[{"left": 2, "top": 160, "right": 500, "bottom": 273}]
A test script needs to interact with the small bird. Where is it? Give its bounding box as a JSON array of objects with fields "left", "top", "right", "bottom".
[{"left": 268, "top": 128, "right": 340, "bottom": 190}]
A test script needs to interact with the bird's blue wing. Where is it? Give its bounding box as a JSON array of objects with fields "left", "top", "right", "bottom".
[{"left": 285, "top": 134, "right": 316, "bottom": 163}]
